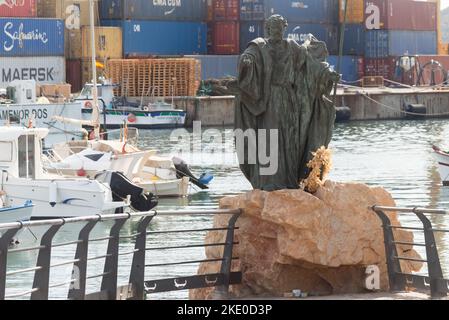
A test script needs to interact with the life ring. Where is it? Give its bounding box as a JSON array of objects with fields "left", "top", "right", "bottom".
[
  {"left": 142, "top": 106, "right": 150, "bottom": 111},
  {"left": 84, "top": 101, "right": 93, "bottom": 108},
  {"left": 127, "top": 113, "right": 137, "bottom": 123}
]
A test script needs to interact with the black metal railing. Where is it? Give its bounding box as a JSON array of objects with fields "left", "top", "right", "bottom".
[
  {"left": 0, "top": 209, "right": 242, "bottom": 300},
  {"left": 142, "top": 209, "right": 242, "bottom": 299},
  {"left": 372, "top": 206, "right": 449, "bottom": 299}
]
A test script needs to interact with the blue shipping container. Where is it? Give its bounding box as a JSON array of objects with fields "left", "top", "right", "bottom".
[
  {"left": 240, "top": 0, "right": 265, "bottom": 21},
  {"left": 328, "top": 55, "right": 361, "bottom": 82},
  {"left": 100, "top": 0, "right": 207, "bottom": 21},
  {"left": 264, "top": 0, "right": 338, "bottom": 24},
  {"left": 186, "top": 55, "right": 239, "bottom": 80},
  {"left": 343, "top": 24, "right": 365, "bottom": 56},
  {"left": 240, "top": 20, "right": 265, "bottom": 53},
  {"left": 0, "top": 18, "right": 64, "bottom": 57},
  {"left": 286, "top": 23, "right": 338, "bottom": 55},
  {"left": 102, "top": 20, "right": 207, "bottom": 56},
  {"left": 365, "top": 30, "right": 437, "bottom": 58}
]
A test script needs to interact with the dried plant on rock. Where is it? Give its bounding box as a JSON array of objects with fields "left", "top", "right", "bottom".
[{"left": 301, "top": 147, "right": 333, "bottom": 194}]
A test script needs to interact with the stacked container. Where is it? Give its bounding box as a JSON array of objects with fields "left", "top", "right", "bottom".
[
  {"left": 100, "top": 0, "right": 208, "bottom": 57},
  {"left": 208, "top": 0, "right": 240, "bottom": 55},
  {"left": 239, "top": 0, "right": 265, "bottom": 52},
  {"left": 0, "top": 1, "right": 66, "bottom": 88},
  {"left": 361, "top": 0, "right": 439, "bottom": 83}
]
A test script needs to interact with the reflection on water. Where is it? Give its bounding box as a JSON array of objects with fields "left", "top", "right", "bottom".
[{"left": 5, "top": 119, "right": 449, "bottom": 299}]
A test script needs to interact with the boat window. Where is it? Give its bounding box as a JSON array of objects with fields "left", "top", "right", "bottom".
[
  {"left": 80, "top": 86, "right": 92, "bottom": 98},
  {"left": 18, "top": 135, "right": 36, "bottom": 179},
  {"left": 0, "top": 142, "right": 13, "bottom": 162}
]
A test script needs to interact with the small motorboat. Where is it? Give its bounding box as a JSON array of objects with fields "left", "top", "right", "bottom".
[
  {"left": 0, "top": 200, "right": 34, "bottom": 225},
  {"left": 0, "top": 200, "right": 34, "bottom": 244},
  {"left": 432, "top": 145, "right": 449, "bottom": 185}
]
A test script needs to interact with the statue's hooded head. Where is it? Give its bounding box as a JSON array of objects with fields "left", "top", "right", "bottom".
[{"left": 265, "top": 15, "right": 288, "bottom": 42}]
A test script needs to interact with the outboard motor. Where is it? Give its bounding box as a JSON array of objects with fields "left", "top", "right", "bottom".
[
  {"left": 95, "top": 171, "right": 158, "bottom": 212},
  {"left": 172, "top": 157, "right": 212, "bottom": 190}
]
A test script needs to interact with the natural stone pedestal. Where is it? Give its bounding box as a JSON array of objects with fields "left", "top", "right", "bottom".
[{"left": 190, "top": 181, "right": 422, "bottom": 300}]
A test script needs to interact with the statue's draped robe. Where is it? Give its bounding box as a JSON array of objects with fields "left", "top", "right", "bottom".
[{"left": 236, "top": 38, "right": 336, "bottom": 190}]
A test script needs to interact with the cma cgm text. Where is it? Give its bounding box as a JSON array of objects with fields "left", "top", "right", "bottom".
[{"left": 153, "top": 0, "right": 181, "bottom": 7}]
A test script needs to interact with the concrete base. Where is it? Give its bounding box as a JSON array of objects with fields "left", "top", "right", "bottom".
[
  {"left": 245, "top": 292, "right": 448, "bottom": 300},
  {"left": 130, "top": 87, "right": 449, "bottom": 127}
]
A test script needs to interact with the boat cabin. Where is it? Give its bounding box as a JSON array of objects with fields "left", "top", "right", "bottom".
[
  {"left": 0, "top": 127, "right": 48, "bottom": 180},
  {"left": 75, "top": 81, "right": 116, "bottom": 110}
]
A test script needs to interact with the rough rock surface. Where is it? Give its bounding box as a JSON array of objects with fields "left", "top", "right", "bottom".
[{"left": 190, "top": 181, "right": 422, "bottom": 299}]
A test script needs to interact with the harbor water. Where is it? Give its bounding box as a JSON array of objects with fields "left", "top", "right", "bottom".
[{"left": 4, "top": 119, "right": 449, "bottom": 299}]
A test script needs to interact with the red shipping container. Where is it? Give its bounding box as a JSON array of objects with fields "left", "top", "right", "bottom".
[
  {"left": 364, "top": 57, "right": 395, "bottom": 79},
  {"left": 213, "top": 0, "right": 239, "bottom": 21},
  {"left": 211, "top": 21, "right": 239, "bottom": 54},
  {"left": 66, "top": 59, "right": 82, "bottom": 93},
  {"left": 0, "top": 0, "right": 37, "bottom": 17},
  {"left": 365, "top": 0, "right": 437, "bottom": 31}
]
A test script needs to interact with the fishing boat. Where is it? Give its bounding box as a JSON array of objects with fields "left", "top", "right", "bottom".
[
  {"left": 0, "top": 126, "right": 157, "bottom": 219},
  {"left": 76, "top": 81, "right": 187, "bottom": 129},
  {"left": 0, "top": 80, "right": 84, "bottom": 148},
  {"left": 432, "top": 145, "right": 449, "bottom": 185}
]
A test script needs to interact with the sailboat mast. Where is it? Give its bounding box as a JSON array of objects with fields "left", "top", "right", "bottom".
[{"left": 89, "top": 0, "right": 100, "bottom": 138}]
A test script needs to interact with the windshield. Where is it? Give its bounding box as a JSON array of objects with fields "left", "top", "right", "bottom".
[{"left": 78, "top": 86, "right": 102, "bottom": 99}]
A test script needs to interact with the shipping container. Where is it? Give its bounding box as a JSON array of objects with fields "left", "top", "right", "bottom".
[
  {"left": 0, "top": 56, "right": 65, "bottom": 87},
  {"left": 186, "top": 55, "right": 239, "bottom": 79},
  {"left": 102, "top": 20, "right": 207, "bottom": 56},
  {"left": 37, "top": 0, "right": 99, "bottom": 29},
  {"left": 286, "top": 23, "right": 338, "bottom": 55},
  {"left": 210, "top": 21, "right": 239, "bottom": 54},
  {"left": 264, "top": 0, "right": 338, "bottom": 24},
  {"left": 240, "top": 20, "right": 264, "bottom": 53},
  {"left": 364, "top": 57, "right": 394, "bottom": 79},
  {"left": 0, "top": 18, "right": 64, "bottom": 57},
  {"left": 0, "top": 0, "right": 36, "bottom": 17},
  {"left": 365, "top": 30, "right": 437, "bottom": 58},
  {"left": 342, "top": 23, "right": 365, "bottom": 55},
  {"left": 66, "top": 58, "right": 82, "bottom": 92},
  {"left": 240, "top": 0, "right": 264, "bottom": 21},
  {"left": 65, "top": 29, "right": 81, "bottom": 59},
  {"left": 81, "top": 26, "right": 122, "bottom": 59},
  {"left": 339, "top": 0, "right": 364, "bottom": 24},
  {"left": 328, "top": 55, "right": 364, "bottom": 82},
  {"left": 213, "top": 0, "right": 239, "bottom": 21},
  {"left": 100, "top": 0, "right": 207, "bottom": 21},
  {"left": 365, "top": 0, "right": 437, "bottom": 31}
]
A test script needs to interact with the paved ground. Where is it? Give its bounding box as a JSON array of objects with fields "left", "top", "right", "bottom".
[{"left": 246, "top": 292, "right": 448, "bottom": 300}]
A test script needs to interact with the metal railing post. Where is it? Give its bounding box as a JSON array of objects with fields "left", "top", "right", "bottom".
[
  {"left": 100, "top": 217, "right": 128, "bottom": 300},
  {"left": 68, "top": 220, "right": 99, "bottom": 300},
  {"left": 373, "top": 208, "right": 406, "bottom": 292},
  {"left": 415, "top": 212, "right": 447, "bottom": 298},
  {"left": 214, "top": 210, "right": 241, "bottom": 299},
  {"left": 128, "top": 215, "right": 155, "bottom": 300},
  {"left": 31, "top": 224, "right": 64, "bottom": 300},
  {"left": 0, "top": 228, "right": 21, "bottom": 300}
]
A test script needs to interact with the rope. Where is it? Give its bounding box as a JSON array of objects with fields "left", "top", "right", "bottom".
[{"left": 348, "top": 89, "right": 449, "bottom": 117}]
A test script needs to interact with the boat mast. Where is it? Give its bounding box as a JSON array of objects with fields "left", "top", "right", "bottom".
[{"left": 89, "top": 0, "right": 100, "bottom": 139}]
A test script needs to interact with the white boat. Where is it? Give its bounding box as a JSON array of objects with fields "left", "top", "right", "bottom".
[
  {"left": 0, "top": 80, "right": 84, "bottom": 148},
  {"left": 0, "top": 201, "right": 34, "bottom": 225},
  {"left": 0, "top": 126, "right": 133, "bottom": 219},
  {"left": 44, "top": 138, "right": 192, "bottom": 198},
  {"left": 433, "top": 145, "right": 449, "bottom": 185},
  {"left": 76, "top": 81, "right": 187, "bottom": 129}
]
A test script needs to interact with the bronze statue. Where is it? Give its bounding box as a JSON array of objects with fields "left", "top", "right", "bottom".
[{"left": 236, "top": 14, "right": 340, "bottom": 191}]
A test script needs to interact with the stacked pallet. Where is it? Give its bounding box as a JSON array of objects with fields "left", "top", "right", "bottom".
[{"left": 107, "top": 58, "right": 201, "bottom": 97}]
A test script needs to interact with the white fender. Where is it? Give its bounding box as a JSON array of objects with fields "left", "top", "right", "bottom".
[{"left": 49, "top": 181, "right": 58, "bottom": 207}]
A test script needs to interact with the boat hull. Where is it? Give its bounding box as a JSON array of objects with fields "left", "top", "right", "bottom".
[
  {"left": 82, "top": 108, "right": 186, "bottom": 129},
  {"left": 137, "top": 177, "right": 190, "bottom": 198},
  {"left": 433, "top": 146, "right": 449, "bottom": 185},
  {"left": 0, "top": 203, "right": 34, "bottom": 225},
  {"left": 2, "top": 178, "right": 126, "bottom": 219}
]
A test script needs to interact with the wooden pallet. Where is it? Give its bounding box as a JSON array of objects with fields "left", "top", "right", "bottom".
[{"left": 107, "top": 58, "right": 201, "bottom": 97}]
